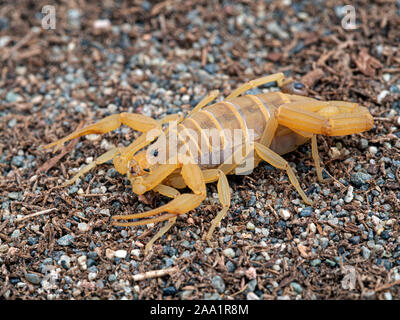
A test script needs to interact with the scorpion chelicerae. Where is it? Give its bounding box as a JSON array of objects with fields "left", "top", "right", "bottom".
[{"left": 45, "top": 73, "right": 374, "bottom": 252}]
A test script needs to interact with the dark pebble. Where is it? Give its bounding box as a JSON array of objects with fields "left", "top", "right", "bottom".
[
  {"left": 383, "top": 259, "right": 393, "bottom": 270},
  {"left": 87, "top": 258, "right": 97, "bottom": 267},
  {"left": 300, "top": 207, "right": 313, "bottom": 217},
  {"left": 247, "top": 195, "right": 257, "bottom": 207},
  {"left": 163, "top": 245, "right": 178, "bottom": 257},
  {"left": 351, "top": 172, "right": 372, "bottom": 187},
  {"left": 226, "top": 260, "right": 236, "bottom": 273},
  {"left": 162, "top": 286, "right": 177, "bottom": 296},
  {"left": 349, "top": 236, "right": 360, "bottom": 244},
  {"left": 381, "top": 231, "right": 390, "bottom": 240},
  {"left": 27, "top": 237, "right": 38, "bottom": 245}
]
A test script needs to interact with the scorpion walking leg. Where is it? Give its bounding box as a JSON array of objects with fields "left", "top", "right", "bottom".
[
  {"left": 187, "top": 90, "right": 219, "bottom": 117},
  {"left": 112, "top": 163, "right": 207, "bottom": 251},
  {"left": 153, "top": 184, "right": 181, "bottom": 198},
  {"left": 202, "top": 169, "right": 231, "bottom": 245},
  {"left": 62, "top": 148, "right": 120, "bottom": 187},
  {"left": 311, "top": 135, "right": 331, "bottom": 183},
  {"left": 254, "top": 142, "right": 312, "bottom": 205},
  {"left": 226, "top": 73, "right": 285, "bottom": 100},
  {"left": 44, "top": 113, "right": 161, "bottom": 152},
  {"left": 144, "top": 216, "right": 177, "bottom": 254}
]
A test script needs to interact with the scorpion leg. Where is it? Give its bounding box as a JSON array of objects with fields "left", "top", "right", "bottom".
[
  {"left": 311, "top": 134, "right": 331, "bottom": 183},
  {"left": 201, "top": 169, "right": 231, "bottom": 245},
  {"left": 254, "top": 142, "right": 312, "bottom": 205},
  {"left": 62, "top": 147, "right": 120, "bottom": 187},
  {"left": 187, "top": 90, "right": 219, "bottom": 117},
  {"left": 153, "top": 184, "right": 181, "bottom": 198},
  {"left": 112, "top": 163, "right": 207, "bottom": 252},
  {"left": 44, "top": 113, "right": 161, "bottom": 152},
  {"left": 144, "top": 216, "right": 177, "bottom": 254},
  {"left": 226, "top": 72, "right": 285, "bottom": 100}
]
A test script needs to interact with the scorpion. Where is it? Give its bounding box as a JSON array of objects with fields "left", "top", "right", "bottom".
[{"left": 45, "top": 73, "right": 374, "bottom": 253}]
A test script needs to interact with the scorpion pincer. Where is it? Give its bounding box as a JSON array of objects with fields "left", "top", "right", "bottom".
[{"left": 45, "top": 73, "right": 374, "bottom": 253}]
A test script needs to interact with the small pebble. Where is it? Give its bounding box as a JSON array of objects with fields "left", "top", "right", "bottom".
[
  {"left": 351, "top": 172, "right": 372, "bottom": 187},
  {"left": 291, "top": 282, "right": 303, "bottom": 294},
  {"left": 211, "top": 275, "right": 225, "bottom": 293},
  {"left": 25, "top": 273, "right": 41, "bottom": 285},
  {"left": 377, "top": 90, "right": 389, "bottom": 104},
  {"left": 383, "top": 292, "right": 392, "bottom": 300},
  {"left": 246, "top": 292, "right": 260, "bottom": 300},
  {"left": 246, "top": 222, "right": 255, "bottom": 230},
  {"left": 115, "top": 250, "right": 127, "bottom": 259},
  {"left": 300, "top": 207, "right": 312, "bottom": 217},
  {"left": 56, "top": 234, "right": 74, "bottom": 246},
  {"left": 361, "top": 246, "right": 371, "bottom": 259},
  {"left": 223, "top": 248, "right": 235, "bottom": 258},
  {"left": 368, "top": 146, "right": 378, "bottom": 154},
  {"left": 78, "top": 222, "right": 89, "bottom": 232},
  {"left": 279, "top": 208, "right": 291, "bottom": 220}
]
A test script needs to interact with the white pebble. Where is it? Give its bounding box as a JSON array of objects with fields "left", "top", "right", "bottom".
[
  {"left": 279, "top": 209, "right": 291, "bottom": 221},
  {"left": 344, "top": 186, "right": 354, "bottom": 203},
  {"left": 246, "top": 292, "right": 260, "bottom": 300},
  {"left": 115, "top": 249, "right": 127, "bottom": 259},
  {"left": 88, "top": 272, "right": 97, "bottom": 281},
  {"left": 78, "top": 222, "right": 89, "bottom": 232},
  {"left": 107, "top": 103, "right": 117, "bottom": 113},
  {"left": 368, "top": 146, "right": 378, "bottom": 154},
  {"left": 77, "top": 255, "right": 87, "bottom": 270},
  {"left": 223, "top": 248, "right": 235, "bottom": 258},
  {"left": 384, "top": 291, "right": 392, "bottom": 300},
  {"left": 371, "top": 215, "right": 381, "bottom": 226},
  {"left": 382, "top": 73, "right": 391, "bottom": 82},
  {"left": 131, "top": 249, "right": 141, "bottom": 257},
  {"left": 93, "top": 19, "right": 111, "bottom": 29},
  {"left": 85, "top": 134, "right": 100, "bottom": 141},
  {"left": 329, "top": 147, "right": 341, "bottom": 160},
  {"left": 105, "top": 249, "right": 115, "bottom": 259},
  {"left": 377, "top": 90, "right": 389, "bottom": 104}
]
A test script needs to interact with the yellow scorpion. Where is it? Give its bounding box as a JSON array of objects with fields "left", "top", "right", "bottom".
[{"left": 45, "top": 73, "right": 374, "bottom": 253}]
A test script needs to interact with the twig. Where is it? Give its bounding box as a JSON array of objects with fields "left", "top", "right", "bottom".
[
  {"left": 230, "top": 284, "right": 248, "bottom": 297},
  {"left": 375, "top": 280, "right": 400, "bottom": 292},
  {"left": 37, "top": 122, "right": 85, "bottom": 174},
  {"left": 16, "top": 208, "right": 57, "bottom": 222},
  {"left": 132, "top": 266, "right": 178, "bottom": 281},
  {"left": 3, "top": 28, "right": 41, "bottom": 61}
]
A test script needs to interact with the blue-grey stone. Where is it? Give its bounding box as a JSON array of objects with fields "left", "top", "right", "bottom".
[
  {"left": 291, "top": 282, "right": 303, "bottom": 294},
  {"left": 57, "top": 234, "right": 74, "bottom": 246},
  {"left": 300, "top": 207, "right": 313, "bottom": 217},
  {"left": 310, "top": 259, "right": 321, "bottom": 266},
  {"left": 26, "top": 273, "right": 41, "bottom": 285},
  {"left": 361, "top": 246, "right": 371, "bottom": 259},
  {"left": 12, "top": 155, "right": 24, "bottom": 167},
  {"left": 211, "top": 275, "right": 225, "bottom": 293},
  {"left": 6, "top": 91, "right": 21, "bottom": 103},
  {"left": 351, "top": 172, "right": 372, "bottom": 187}
]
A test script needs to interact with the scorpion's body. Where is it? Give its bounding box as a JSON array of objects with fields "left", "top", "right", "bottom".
[
  {"left": 45, "top": 73, "right": 374, "bottom": 253},
  {"left": 176, "top": 92, "right": 310, "bottom": 169}
]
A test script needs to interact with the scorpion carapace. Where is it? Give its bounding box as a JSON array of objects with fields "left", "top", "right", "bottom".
[{"left": 44, "top": 73, "right": 374, "bottom": 253}]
